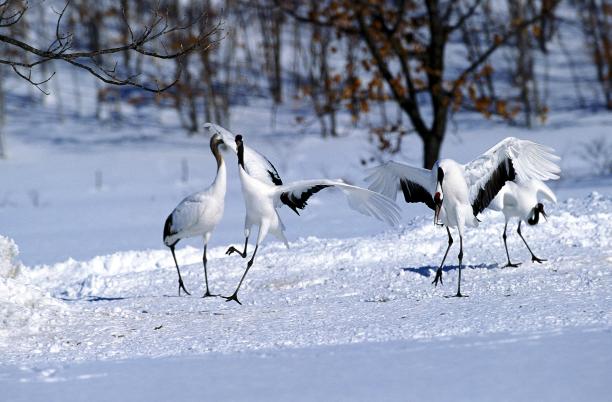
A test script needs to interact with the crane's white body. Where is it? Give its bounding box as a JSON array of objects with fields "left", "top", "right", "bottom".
[
  {"left": 435, "top": 159, "right": 479, "bottom": 236},
  {"left": 489, "top": 179, "right": 557, "bottom": 222},
  {"left": 238, "top": 163, "right": 288, "bottom": 247},
  {"left": 206, "top": 122, "right": 400, "bottom": 248},
  {"left": 164, "top": 161, "right": 226, "bottom": 247}
]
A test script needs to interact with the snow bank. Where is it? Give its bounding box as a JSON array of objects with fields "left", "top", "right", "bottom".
[
  {"left": 25, "top": 246, "right": 204, "bottom": 299},
  {"left": 0, "top": 235, "right": 23, "bottom": 278},
  {"left": 0, "top": 236, "right": 65, "bottom": 347}
]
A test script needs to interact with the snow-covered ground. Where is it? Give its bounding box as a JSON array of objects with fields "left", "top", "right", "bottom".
[
  {"left": 7, "top": 192, "right": 612, "bottom": 358},
  {"left": 1, "top": 145, "right": 611, "bottom": 400},
  {"left": 3, "top": 329, "right": 611, "bottom": 402}
]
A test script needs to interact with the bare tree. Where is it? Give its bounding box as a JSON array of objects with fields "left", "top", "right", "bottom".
[
  {"left": 0, "top": 0, "right": 222, "bottom": 94},
  {"left": 282, "top": 0, "right": 560, "bottom": 168},
  {"left": 574, "top": 0, "right": 611, "bottom": 109},
  {"left": 302, "top": 18, "right": 339, "bottom": 137},
  {"left": 199, "top": 1, "right": 228, "bottom": 128},
  {"left": 0, "top": 65, "right": 6, "bottom": 158},
  {"left": 507, "top": 0, "right": 555, "bottom": 126},
  {"left": 256, "top": 0, "right": 284, "bottom": 104}
]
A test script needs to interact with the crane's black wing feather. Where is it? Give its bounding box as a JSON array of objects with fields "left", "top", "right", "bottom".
[
  {"left": 471, "top": 159, "right": 516, "bottom": 216},
  {"left": 280, "top": 184, "right": 331, "bottom": 215},
  {"left": 400, "top": 178, "right": 436, "bottom": 210}
]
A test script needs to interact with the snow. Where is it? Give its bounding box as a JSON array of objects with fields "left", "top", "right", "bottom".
[
  {"left": 0, "top": 236, "right": 22, "bottom": 278},
  {"left": 3, "top": 329, "right": 611, "bottom": 402},
  {"left": 1, "top": 106, "right": 612, "bottom": 399},
  {"left": 1, "top": 192, "right": 610, "bottom": 359},
  {"left": 1, "top": 185, "right": 611, "bottom": 400},
  {"left": 0, "top": 236, "right": 65, "bottom": 350},
  {"left": 1, "top": 105, "right": 611, "bottom": 399}
]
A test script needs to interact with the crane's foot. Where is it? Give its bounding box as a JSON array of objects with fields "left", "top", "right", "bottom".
[
  {"left": 503, "top": 261, "right": 522, "bottom": 268},
  {"left": 201, "top": 290, "right": 218, "bottom": 298},
  {"left": 223, "top": 293, "right": 242, "bottom": 305},
  {"left": 531, "top": 255, "right": 546, "bottom": 264},
  {"left": 453, "top": 292, "right": 468, "bottom": 298},
  {"left": 432, "top": 268, "right": 443, "bottom": 286},
  {"left": 178, "top": 280, "right": 191, "bottom": 296}
]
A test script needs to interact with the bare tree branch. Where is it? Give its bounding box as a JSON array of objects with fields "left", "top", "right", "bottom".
[
  {"left": 10, "top": 65, "right": 55, "bottom": 95},
  {"left": 0, "top": 0, "right": 27, "bottom": 28},
  {"left": 0, "top": 1, "right": 223, "bottom": 93},
  {"left": 446, "top": 0, "right": 483, "bottom": 33},
  {"left": 451, "top": 0, "right": 561, "bottom": 94}
]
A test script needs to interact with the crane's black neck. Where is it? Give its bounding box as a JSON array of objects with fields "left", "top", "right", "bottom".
[
  {"left": 236, "top": 140, "right": 245, "bottom": 169},
  {"left": 437, "top": 167, "right": 444, "bottom": 185},
  {"left": 210, "top": 137, "right": 223, "bottom": 170},
  {"left": 528, "top": 208, "right": 540, "bottom": 225}
]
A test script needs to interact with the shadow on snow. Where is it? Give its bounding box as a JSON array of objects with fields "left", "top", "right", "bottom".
[{"left": 402, "top": 263, "right": 498, "bottom": 277}]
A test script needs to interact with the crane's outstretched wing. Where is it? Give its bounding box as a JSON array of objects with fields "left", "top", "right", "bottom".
[
  {"left": 364, "top": 161, "right": 435, "bottom": 210},
  {"left": 464, "top": 137, "right": 560, "bottom": 216},
  {"left": 204, "top": 123, "right": 283, "bottom": 185},
  {"left": 273, "top": 179, "right": 401, "bottom": 227}
]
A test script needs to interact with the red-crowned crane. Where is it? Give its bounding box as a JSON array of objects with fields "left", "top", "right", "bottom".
[
  {"left": 488, "top": 179, "right": 558, "bottom": 267},
  {"left": 163, "top": 133, "right": 226, "bottom": 297}
]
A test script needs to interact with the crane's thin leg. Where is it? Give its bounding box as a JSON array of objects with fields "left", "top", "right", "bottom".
[
  {"left": 224, "top": 246, "right": 258, "bottom": 305},
  {"left": 503, "top": 222, "right": 521, "bottom": 268},
  {"left": 226, "top": 236, "right": 249, "bottom": 258},
  {"left": 517, "top": 221, "right": 546, "bottom": 263},
  {"left": 453, "top": 235, "right": 467, "bottom": 298},
  {"left": 201, "top": 245, "right": 217, "bottom": 298},
  {"left": 432, "top": 227, "right": 453, "bottom": 286},
  {"left": 170, "top": 245, "right": 190, "bottom": 296}
]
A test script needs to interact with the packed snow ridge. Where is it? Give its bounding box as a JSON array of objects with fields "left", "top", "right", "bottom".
[
  {"left": 0, "top": 237, "right": 65, "bottom": 349},
  {"left": 1, "top": 192, "right": 610, "bottom": 365}
]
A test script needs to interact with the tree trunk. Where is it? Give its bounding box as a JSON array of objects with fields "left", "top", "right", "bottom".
[
  {"left": 0, "top": 66, "right": 6, "bottom": 159},
  {"left": 271, "top": 9, "right": 283, "bottom": 104},
  {"left": 423, "top": 133, "right": 442, "bottom": 170},
  {"left": 258, "top": 4, "right": 284, "bottom": 104},
  {"left": 121, "top": 0, "right": 131, "bottom": 71}
]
